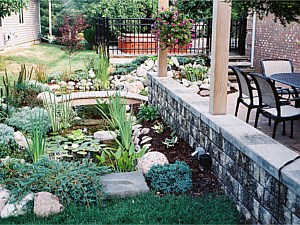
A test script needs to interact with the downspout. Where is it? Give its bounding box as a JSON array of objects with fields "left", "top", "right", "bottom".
[{"left": 250, "top": 10, "right": 256, "bottom": 68}]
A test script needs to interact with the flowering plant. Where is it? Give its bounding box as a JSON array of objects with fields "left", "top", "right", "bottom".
[{"left": 152, "top": 6, "right": 195, "bottom": 50}]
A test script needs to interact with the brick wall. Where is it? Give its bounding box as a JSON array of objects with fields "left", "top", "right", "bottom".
[
  {"left": 148, "top": 73, "right": 300, "bottom": 224},
  {"left": 246, "top": 15, "right": 300, "bottom": 72}
]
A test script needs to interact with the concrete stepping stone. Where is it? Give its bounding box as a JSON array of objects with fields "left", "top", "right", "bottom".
[{"left": 100, "top": 171, "right": 149, "bottom": 198}]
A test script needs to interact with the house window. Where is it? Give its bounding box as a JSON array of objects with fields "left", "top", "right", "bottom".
[
  {"left": 19, "top": 9, "right": 24, "bottom": 24},
  {"left": 0, "top": 18, "right": 2, "bottom": 27}
]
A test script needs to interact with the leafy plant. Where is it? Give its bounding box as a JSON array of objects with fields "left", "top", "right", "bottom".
[
  {"left": 5, "top": 107, "right": 51, "bottom": 134},
  {"left": 96, "top": 93, "right": 147, "bottom": 172},
  {"left": 152, "top": 121, "right": 164, "bottom": 134},
  {"left": 0, "top": 123, "right": 18, "bottom": 158},
  {"left": 139, "top": 88, "right": 148, "bottom": 96},
  {"left": 25, "top": 110, "right": 47, "bottom": 163},
  {"left": 162, "top": 131, "right": 178, "bottom": 148},
  {"left": 145, "top": 160, "right": 192, "bottom": 194},
  {"left": 0, "top": 157, "right": 110, "bottom": 207},
  {"left": 181, "top": 64, "right": 208, "bottom": 82},
  {"left": 137, "top": 103, "right": 158, "bottom": 122},
  {"left": 67, "top": 129, "right": 85, "bottom": 141},
  {"left": 97, "top": 113, "right": 147, "bottom": 172}
]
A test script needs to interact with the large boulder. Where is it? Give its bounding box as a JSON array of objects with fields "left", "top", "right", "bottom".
[
  {"left": 136, "top": 67, "right": 148, "bottom": 77},
  {"left": 126, "top": 81, "right": 144, "bottom": 94},
  {"left": 34, "top": 192, "right": 64, "bottom": 217},
  {"left": 1, "top": 193, "right": 34, "bottom": 218},
  {"left": 14, "top": 131, "right": 28, "bottom": 149},
  {"left": 94, "top": 131, "right": 117, "bottom": 143},
  {"left": 137, "top": 151, "right": 169, "bottom": 175}
]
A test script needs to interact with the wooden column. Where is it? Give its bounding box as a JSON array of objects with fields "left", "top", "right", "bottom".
[
  {"left": 209, "top": 0, "right": 232, "bottom": 115},
  {"left": 158, "top": 0, "right": 169, "bottom": 77}
]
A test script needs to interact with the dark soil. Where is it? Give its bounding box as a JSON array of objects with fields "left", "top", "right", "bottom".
[{"left": 133, "top": 105, "right": 221, "bottom": 196}]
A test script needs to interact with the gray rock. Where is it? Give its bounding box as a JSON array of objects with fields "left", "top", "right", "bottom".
[
  {"left": 137, "top": 152, "right": 169, "bottom": 174},
  {"left": 94, "top": 131, "right": 117, "bottom": 143},
  {"left": 133, "top": 124, "right": 142, "bottom": 131},
  {"left": 200, "top": 84, "right": 210, "bottom": 90},
  {"left": 67, "top": 81, "right": 75, "bottom": 86},
  {"left": 14, "top": 131, "right": 28, "bottom": 149},
  {"left": 1, "top": 193, "right": 34, "bottom": 218},
  {"left": 136, "top": 67, "right": 148, "bottom": 77},
  {"left": 126, "top": 81, "right": 144, "bottom": 94},
  {"left": 100, "top": 171, "right": 149, "bottom": 198},
  {"left": 140, "top": 128, "right": 150, "bottom": 135},
  {"left": 145, "top": 59, "right": 155, "bottom": 69},
  {"left": 0, "top": 188, "right": 10, "bottom": 213},
  {"left": 140, "top": 137, "right": 152, "bottom": 145},
  {"left": 170, "top": 57, "right": 180, "bottom": 68},
  {"left": 200, "top": 90, "right": 210, "bottom": 96},
  {"left": 188, "top": 84, "right": 200, "bottom": 93},
  {"left": 34, "top": 192, "right": 64, "bottom": 217}
]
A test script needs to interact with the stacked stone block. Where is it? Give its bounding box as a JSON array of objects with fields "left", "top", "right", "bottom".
[{"left": 148, "top": 73, "right": 300, "bottom": 224}]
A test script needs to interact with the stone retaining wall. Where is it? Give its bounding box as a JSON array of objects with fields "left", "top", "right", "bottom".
[{"left": 148, "top": 73, "right": 300, "bottom": 224}]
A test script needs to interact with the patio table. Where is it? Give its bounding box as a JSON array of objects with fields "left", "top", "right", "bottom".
[{"left": 269, "top": 72, "right": 300, "bottom": 107}]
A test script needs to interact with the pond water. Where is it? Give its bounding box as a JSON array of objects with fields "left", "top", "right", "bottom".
[{"left": 45, "top": 104, "right": 115, "bottom": 162}]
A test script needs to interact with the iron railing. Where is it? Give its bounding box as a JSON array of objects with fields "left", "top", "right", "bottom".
[{"left": 95, "top": 17, "right": 246, "bottom": 57}]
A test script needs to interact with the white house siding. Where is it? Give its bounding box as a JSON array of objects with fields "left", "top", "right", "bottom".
[{"left": 0, "top": 0, "right": 40, "bottom": 50}]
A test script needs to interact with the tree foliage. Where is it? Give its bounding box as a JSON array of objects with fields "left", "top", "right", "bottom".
[
  {"left": 176, "top": 0, "right": 300, "bottom": 24},
  {"left": 0, "top": 0, "right": 29, "bottom": 19}
]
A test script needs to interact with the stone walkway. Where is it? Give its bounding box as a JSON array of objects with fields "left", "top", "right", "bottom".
[{"left": 227, "top": 92, "right": 300, "bottom": 153}]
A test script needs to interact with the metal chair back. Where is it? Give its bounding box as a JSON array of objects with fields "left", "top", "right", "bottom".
[
  {"left": 250, "top": 73, "right": 281, "bottom": 113},
  {"left": 230, "top": 66, "right": 253, "bottom": 98},
  {"left": 261, "top": 59, "right": 294, "bottom": 77}
]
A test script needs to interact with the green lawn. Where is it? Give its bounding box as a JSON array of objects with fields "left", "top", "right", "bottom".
[
  {"left": 0, "top": 43, "right": 94, "bottom": 88},
  {"left": 0, "top": 193, "right": 245, "bottom": 224}
]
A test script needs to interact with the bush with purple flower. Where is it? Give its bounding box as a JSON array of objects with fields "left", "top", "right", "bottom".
[{"left": 152, "top": 5, "right": 194, "bottom": 50}]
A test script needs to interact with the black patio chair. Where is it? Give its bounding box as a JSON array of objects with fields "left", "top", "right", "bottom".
[
  {"left": 250, "top": 73, "right": 300, "bottom": 139},
  {"left": 230, "top": 66, "right": 259, "bottom": 123}
]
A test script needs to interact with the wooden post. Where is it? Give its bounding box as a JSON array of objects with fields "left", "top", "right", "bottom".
[
  {"left": 209, "top": 0, "right": 232, "bottom": 115},
  {"left": 158, "top": 0, "right": 169, "bottom": 77}
]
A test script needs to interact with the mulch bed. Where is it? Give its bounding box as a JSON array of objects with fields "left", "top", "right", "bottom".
[{"left": 133, "top": 105, "right": 221, "bottom": 196}]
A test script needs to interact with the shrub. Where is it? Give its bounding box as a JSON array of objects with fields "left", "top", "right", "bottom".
[
  {"left": 110, "top": 56, "right": 147, "bottom": 76},
  {"left": 0, "top": 157, "right": 111, "bottom": 206},
  {"left": 137, "top": 103, "right": 158, "bottom": 122},
  {"left": 0, "top": 124, "right": 18, "bottom": 158},
  {"left": 145, "top": 161, "right": 193, "bottom": 194},
  {"left": 6, "top": 107, "right": 51, "bottom": 134}
]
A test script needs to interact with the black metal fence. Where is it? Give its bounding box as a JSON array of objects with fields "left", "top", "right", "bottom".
[{"left": 95, "top": 17, "right": 246, "bottom": 57}]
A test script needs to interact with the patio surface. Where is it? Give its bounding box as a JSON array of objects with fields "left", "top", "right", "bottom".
[{"left": 227, "top": 92, "right": 300, "bottom": 153}]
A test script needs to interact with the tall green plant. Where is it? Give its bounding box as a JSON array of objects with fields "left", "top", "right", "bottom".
[
  {"left": 43, "top": 92, "right": 74, "bottom": 133},
  {"left": 25, "top": 111, "right": 47, "bottom": 163},
  {"left": 96, "top": 92, "right": 126, "bottom": 130},
  {"left": 93, "top": 45, "right": 110, "bottom": 90},
  {"left": 97, "top": 112, "right": 147, "bottom": 172}
]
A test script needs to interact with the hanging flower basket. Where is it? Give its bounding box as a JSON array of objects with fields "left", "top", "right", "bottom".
[{"left": 151, "top": 6, "right": 195, "bottom": 50}]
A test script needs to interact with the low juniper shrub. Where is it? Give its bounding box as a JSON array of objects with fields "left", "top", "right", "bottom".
[
  {"left": 0, "top": 157, "right": 111, "bottom": 207},
  {"left": 145, "top": 160, "right": 193, "bottom": 194},
  {"left": 5, "top": 107, "right": 51, "bottom": 134},
  {"left": 0, "top": 124, "right": 18, "bottom": 158}
]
